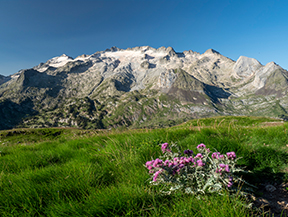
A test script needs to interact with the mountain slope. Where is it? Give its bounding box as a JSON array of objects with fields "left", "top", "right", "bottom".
[{"left": 1, "top": 46, "right": 288, "bottom": 130}]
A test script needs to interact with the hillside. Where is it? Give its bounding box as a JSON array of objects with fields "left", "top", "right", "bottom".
[
  {"left": 1, "top": 46, "right": 288, "bottom": 130},
  {"left": 0, "top": 116, "right": 287, "bottom": 216}
]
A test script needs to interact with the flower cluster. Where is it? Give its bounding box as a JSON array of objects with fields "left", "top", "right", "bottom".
[
  {"left": 216, "top": 163, "right": 230, "bottom": 174},
  {"left": 145, "top": 142, "right": 246, "bottom": 195},
  {"left": 183, "top": 149, "right": 193, "bottom": 156},
  {"left": 211, "top": 152, "right": 224, "bottom": 159},
  {"left": 161, "top": 143, "right": 171, "bottom": 153},
  {"left": 146, "top": 155, "right": 197, "bottom": 178},
  {"left": 226, "top": 152, "right": 237, "bottom": 160}
]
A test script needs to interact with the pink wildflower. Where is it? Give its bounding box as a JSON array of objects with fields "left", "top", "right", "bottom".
[
  {"left": 197, "top": 159, "right": 205, "bottom": 167},
  {"left": 225, "top": 164, "right": 230, "bottom": 173},
  {"left": 197, "top": 143, "right": 206, "bottom": 149},
  {"left": 153, "top": 171, "right": 161, "bottom": 182},
  {"left": 173, "top": 157, "right": 179, "bottom": 162},
  {"left": 185, "top": 158, "right": 190, "bottom": 163},
  {"left": 161, "top": 143, "right": 171, "bottom": 153},
  {"left": 195, "top": 153, "right": 203, "bottom": 159},
  {"left": 215, "top": 168, "right": 222, "bottom": 175},
  {"left": 212, "top": 152, "right": 220, "bottom": 159},
  {"left": 184, "top": 149, "right": 194, "bottom": 156},
  {"left": 219, "top": 164, "right": 226, "bottom": 168},
  {"left": 153, "top": 159, "right": 162, "bottom": 167},
  {"left": 178, "top": 164, "right": 185, "bottom": 169},
  {"left": 226, "top": 152, "right": 236, "bottom": 160}
]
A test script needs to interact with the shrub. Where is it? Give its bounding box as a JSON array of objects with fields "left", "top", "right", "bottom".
[{"left": 145, "top": 142, "right": 254, "bottom": 196}]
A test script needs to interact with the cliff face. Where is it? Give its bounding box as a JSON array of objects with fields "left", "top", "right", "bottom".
[{"left": 1, "top": 46, "right": 288, "bottom": 130}]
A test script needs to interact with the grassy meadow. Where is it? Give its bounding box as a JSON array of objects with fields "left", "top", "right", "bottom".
[{"left": 0, "top": 116, "right": 288, "bottom": 216}]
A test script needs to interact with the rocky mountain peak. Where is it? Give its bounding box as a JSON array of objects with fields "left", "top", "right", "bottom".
[
  {"left": 141, "top": 46, "right": 155, "bottom": 52},
  {"left": 183, "top": 50, "right": 200, "bottom": 56},
  {"left": 76, "top": 54, "right": 89, "bottom": 59},
  {"left": 105, "top": 46, "right": 123, "bottom": 52},
  {"left": 166, "top": 46, "right": 177, "bottom": 56},
  {"left": 204, "top": 49, "right": 220, "bottom": 55},
  {"left": 233, "top": 56, "right": 262, "bottom": 78},
  {"left": 43, "top": 54, "right": 73, "bottom": 68},
  {"left": 1, "top": 45, "right": 288, "bottom": 130},
  {"left": 60, "top": 54, "right": 70, "bottom": 57},
  {"left": 265, "top": 61, "right": 279, "bottom": 67}
]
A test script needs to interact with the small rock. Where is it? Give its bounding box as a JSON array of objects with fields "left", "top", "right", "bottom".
[{"left": 265, "top": 184, "right": 277, "bottom": 192}]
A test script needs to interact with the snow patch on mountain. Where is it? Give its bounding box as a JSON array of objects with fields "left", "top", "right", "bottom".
[{"left": 20, "top": 46, "right": 286, "bottom": 95}]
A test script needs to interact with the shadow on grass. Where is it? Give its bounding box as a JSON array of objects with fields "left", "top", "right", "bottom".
[{"left": 238, "top": 146, "right": 288, "bottom": 185}]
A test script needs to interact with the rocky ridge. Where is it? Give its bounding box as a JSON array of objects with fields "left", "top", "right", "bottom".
[{"left": 1, "top": 46, "right": 288, "bottom": 130}]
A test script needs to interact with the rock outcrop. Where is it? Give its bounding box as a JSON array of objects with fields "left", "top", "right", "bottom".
[{"left": 1, "top": 46, "right": 288, "bottom": 130}]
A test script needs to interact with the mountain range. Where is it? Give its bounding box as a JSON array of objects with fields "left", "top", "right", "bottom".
[{"left": 1, "top": 46, "right": 288, "bottom": 130}]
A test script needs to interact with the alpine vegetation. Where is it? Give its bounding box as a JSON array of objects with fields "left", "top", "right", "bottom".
[
  {"left": 0, "top": 116, "right": 288, "bottom": 216},
  {"left": 145, "top": 142, "right": 253, "bottom": 196}
]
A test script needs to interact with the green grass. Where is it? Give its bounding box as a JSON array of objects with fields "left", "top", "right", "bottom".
[{"left": 0, "top": 116, "right": 288, "bottom": 216}]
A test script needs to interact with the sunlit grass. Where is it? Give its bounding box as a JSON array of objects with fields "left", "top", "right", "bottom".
[{"left": 0, "top": 116, "right": 287, "bottom": 216}]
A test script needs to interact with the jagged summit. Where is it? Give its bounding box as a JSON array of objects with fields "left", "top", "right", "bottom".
[
  {"left": 233, "top": 56, "right": 262, "bottom": 78},
  {"left": 266, "top": 61, "right": 278, "bottom": 67},
  {"left": 1, "top": 45, "right": 288, "bottom": 130},
  {"left": 46, "top": 54, "right": 73, "bottom": 64},
  {"left": 60, "top": 54, "right": 71, "bottom": 57},
  {"left": 105, "top": 46, "right": 123, "bottom": 52},
  {"left": 11, "top": 45, "right": 287, "bottom": 92},
  {"left": 237, "top": 56, "right": 261, "bottom": 64},
  {"left": 204, "top": 49, "right": 221, "bottom": 55},
  {"left": 76, "top": 54, "right": 89, "bottom": 59}
]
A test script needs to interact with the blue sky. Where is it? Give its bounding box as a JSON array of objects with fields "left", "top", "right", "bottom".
[{"left": 1, "top": 0, "right": 288, "bottom": 76}]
